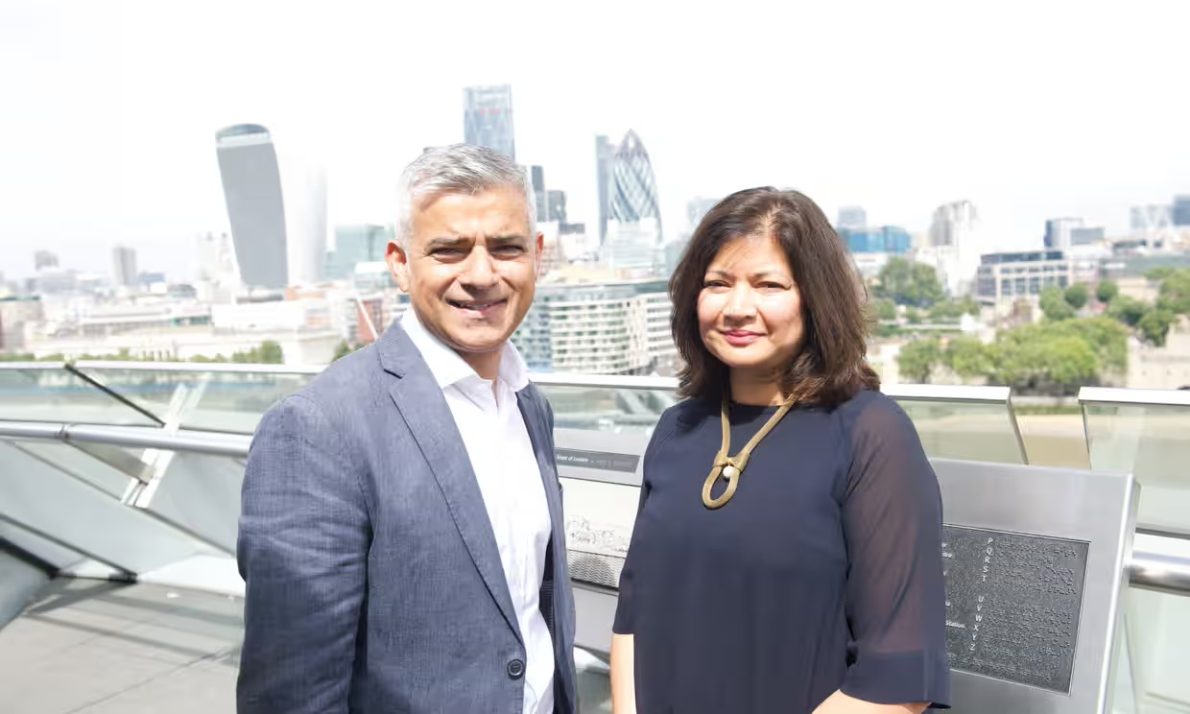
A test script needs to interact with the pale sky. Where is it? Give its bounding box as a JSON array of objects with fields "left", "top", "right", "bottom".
[{"left": 2, "top": 0, "right": 1189, "bottom": 282}]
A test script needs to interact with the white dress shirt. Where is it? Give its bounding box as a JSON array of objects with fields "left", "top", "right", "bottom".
[{"left": 402, "top": 310, "right": 555, "bottom": 714}]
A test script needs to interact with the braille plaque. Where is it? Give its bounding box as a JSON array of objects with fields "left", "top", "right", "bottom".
[{"left": 942, "top": 525, "right": 1089, "bottom": 693}]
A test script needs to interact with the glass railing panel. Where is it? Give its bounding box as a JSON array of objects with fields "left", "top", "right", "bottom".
[
  {"left": 144, "top": 451, "right": 245, "bottom": 553},
  {"left": 0, "top": 365, "right": 158, "bottom": 426},
  {"left": 1081, "top": 389, "right": 1190, "bottom": 534},
  {"left": 0, "top": 519, "right": 87, "bottom": 571},
  {"left": 538, "top": 384, "right": 676, "bottom": 433},
  {"left": 1118, "top": 579, "right": 1190, "bottom": 710},
  {"left": 576, "top": 647, "right": 612, "bottom": 713},
  {"left": 7, "top": 440, "right": 136, "bottom": 499},
  {"left": 75, "top": 365, "right": 317, "bottom": 434},
  {"left": 884, "top": 386, "right": 1027, "bottom": 464},
  {"left": 1112, "top": 601, "right": 1139, "bottom": 714},
  {"left": 1013, "top": 409, "right": 1091, "bottom": 469},
  {"left": 0, "top": 440, "right": 213, "bottom": 574}
]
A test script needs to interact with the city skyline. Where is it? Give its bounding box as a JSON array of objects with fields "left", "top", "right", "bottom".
[{"left": 4, "top": 1, "right": 1190, "bottom": 282}]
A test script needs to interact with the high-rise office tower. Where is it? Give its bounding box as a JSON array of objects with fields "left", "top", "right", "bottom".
[
  {"left": 610, "top": 130, "right": 661, "bottom": 235},
  {"left": 837, "top": 206, "right": 867, "bottom": 230},
  {"left": 34, "top": 251, "right": 59, "bottom": 272},
  {"left": 926, "top": 200, "right": 983, "bottom": 296},
  {"left": 215, "top": 124, "right": 326, "bottom": 289},
  {"left": 529, "top": 165, "right": 547, "bottom": 223},
  {"left": 463, "top": 85, "right": 516, "bottom": 159},
  {"left": 1044, "top": 217, "right": 1085, "bottom": 250},
  {"left": 111, "top": 245, "right": 137, "bottom": 288},
  {"left": 547, "top": 190, "right": 567, "bottom": 223},
  {"left": 215, "top": 124, "right": 289, "bottom": 289},
  {"left": 595, "top": 134, "right": 615, "bottom": 245},
  {"left": 1173, "top": 195, "right": 1190, "bottom": 227}
]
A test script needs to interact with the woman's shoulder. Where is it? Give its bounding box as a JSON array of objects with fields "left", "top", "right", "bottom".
[
  {"left": 648, "top": 398, "right": 715, "bottom": 446},
  {"left": 834, "top": 388, "right": 916, "bottom": 440}
]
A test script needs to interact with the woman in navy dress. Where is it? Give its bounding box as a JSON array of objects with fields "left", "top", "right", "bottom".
[{"left": 610, "top": 188, "right": 950, "bottom": 713}]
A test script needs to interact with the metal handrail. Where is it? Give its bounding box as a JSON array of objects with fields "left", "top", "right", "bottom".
[
  {"left": 1079, "top": 386, "right": 1190, "bottom": 408},
  {"left": 1130, "top": 550, "right": 1190, "bottom": 595},
  {"left": 0, "top": 362, "right": 68, "bottom": 370},
  {"left": 0, "top": 422, "right": 250, "bottom": 458},
  {"left": 533, "top": 373, "right": 678, "bottom": 390},
  {"left": 74, "top": 360, "right": 324, "bottom": 375},
  {"left": 881, "top": 384, "right": 1013, "bottom": 404}
]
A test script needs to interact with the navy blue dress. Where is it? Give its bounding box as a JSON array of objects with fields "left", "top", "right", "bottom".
[{"left": 613, "top": 389, "right": 951, "bottom": 712}]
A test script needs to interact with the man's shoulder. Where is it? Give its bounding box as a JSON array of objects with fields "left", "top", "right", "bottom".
[
  {"left": 259, "top": 344, "right": 387, "bottom": 436},
  {"left": 304, "top": 344, "right": 384, "bottom": 404}
]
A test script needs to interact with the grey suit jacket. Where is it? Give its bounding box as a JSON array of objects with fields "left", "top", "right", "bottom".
[{"left": 237, "top": 322, "right": 578, "bottom": 713}]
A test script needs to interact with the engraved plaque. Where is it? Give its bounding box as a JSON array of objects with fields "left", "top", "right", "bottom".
[
  {"left": 556, "top": 448, "right": 640, "bottom": 474},
  {"left": 942, "top": 525, "right": 1089, "bottom": 692}
]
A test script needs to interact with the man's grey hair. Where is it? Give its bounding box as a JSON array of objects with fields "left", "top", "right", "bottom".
[{"left": 395, "top": 143, "right": 536, "bottom": 247}]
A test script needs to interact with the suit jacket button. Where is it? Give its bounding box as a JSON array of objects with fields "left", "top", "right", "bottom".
[{"left": 507, "top": 658, "right": 525, "bottom": 679}]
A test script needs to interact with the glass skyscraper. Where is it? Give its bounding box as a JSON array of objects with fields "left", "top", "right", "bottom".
[
  {"left": 463, "top": 85, "right": 516, "bottom": 160},
  {"left": 610, "top": 130, "right": 661, "bottom": 236},
  {"left": 215, "top": 124, "right": 289, "bottom": 290},
  {"left": 840, "top": 226, "right": 912, "bottom": 254},
  {"left": 1174, "top": 195, "right": 1190, "bottom": 227},
  {"left": 325, "top": 225, "right": 391, "bottom": 280},
  {"left": 594, "top": 135, "right": 615, "bottom": 245}
]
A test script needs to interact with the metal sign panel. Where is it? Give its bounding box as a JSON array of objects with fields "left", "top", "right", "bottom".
[{"left": 934, "top": 459, "right": 1136, "bottom": 714}]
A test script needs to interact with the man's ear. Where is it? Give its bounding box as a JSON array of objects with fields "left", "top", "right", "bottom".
[{"left": 386, "top": 240, "right": 410, "bottom": 292}]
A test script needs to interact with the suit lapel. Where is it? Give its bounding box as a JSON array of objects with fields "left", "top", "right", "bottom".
[
  {"left": 517, "top": 388, "right": 578, "bottom": 712},
  {"left": 516, "top": 389, "right": 565, "bottom": 564},
  {"left": 379, "top": 323, "right": 522, "bottom": 645}
]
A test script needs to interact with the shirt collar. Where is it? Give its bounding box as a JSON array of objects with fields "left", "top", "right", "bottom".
[{"left": 400, "top": 308, "right": 530, "bottom": 392}]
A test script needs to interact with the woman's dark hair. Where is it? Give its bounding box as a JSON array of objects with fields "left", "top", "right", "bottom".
[{"left": 669, "top": 187, "right": 880, "bottom": 407}]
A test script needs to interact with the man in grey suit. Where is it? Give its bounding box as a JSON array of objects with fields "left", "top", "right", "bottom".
[{"left": 237, "top": 144, "right": 577, "bottom": 713}]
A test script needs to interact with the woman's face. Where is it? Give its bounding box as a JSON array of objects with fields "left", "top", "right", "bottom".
[{"left": 697, "top": 234, "right": 804, "bottom": 378}]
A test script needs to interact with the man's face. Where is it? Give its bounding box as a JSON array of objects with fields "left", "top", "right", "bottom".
[{"left": 388, "top": 187, "right": 542, "bottom": 359}]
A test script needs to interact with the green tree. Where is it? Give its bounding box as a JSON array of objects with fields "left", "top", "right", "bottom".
[
  {"left": 1107, "top": 296, "right": 1149, "bottom": 327},
  {"left": 1146, "top": 266, "right": 1176, "bottom": 282},
  {"left": 257, "top": 340, "right": 284, "bottom": 364},
  {"left": 1063, "top": 283, "right": 1089, "bottom": 310},
  {"left": 1156, "top": 269, "right": 1190, "bottom": 315},
  {"left": 1096, "top": 280, "right": 1119, "bottom": 304},
  {"left": 942, "top": 337, "right": 992, "bottom": 379},
  {"left": 928, "top": 296, "right": 980, "bottom": 323},
  {"left": 875, "top": 258, "right": 945, "bottom": 308},
  {"left": 991, "top": 334, "right": 1099, "bottom": 395},
  {"left": 1039, "top": 286, "right": 1075, "bottom": 321},
  {"left": 1138, "top": 309, "right": 1176, "bottom": 347},
  {"left": 333, "top": 340, "right": 365, "bottom": 361},
  {"left": 873, "top": 298, "right": 897, "bottom": 321},
  {"left": 1050, "top": 317, "right": 1128, "bottom": 374},
  {"left": 897, "top": 338, "right": 942, "bottom": 384}
]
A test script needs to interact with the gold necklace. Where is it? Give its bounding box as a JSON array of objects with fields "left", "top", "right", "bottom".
[{"left": 702, "top": 395, "right": 797, "bottom": 509}]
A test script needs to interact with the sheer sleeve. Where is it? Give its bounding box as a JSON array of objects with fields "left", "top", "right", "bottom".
[
  {"left": 839, "top": 394, "right": 951, "bottom": 708},
  {"left": 612, "top": 408, "right": 678, "bottom": 634}
]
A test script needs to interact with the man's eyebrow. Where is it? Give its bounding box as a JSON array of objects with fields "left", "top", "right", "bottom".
[
  {"left": 425, "top": 236, "right": 470, "bottom": 250},
  {"left": 487, "top": 234, "right": 529, "bottom": 245}
]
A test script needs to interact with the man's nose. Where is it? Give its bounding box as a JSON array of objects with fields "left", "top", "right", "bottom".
[{"left": 459, "top": 248, "right": 499, "bottom": 289}]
